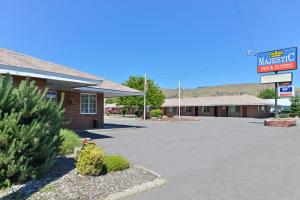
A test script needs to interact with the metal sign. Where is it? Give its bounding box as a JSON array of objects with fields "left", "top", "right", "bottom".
[
  {"left": 257, "top": 47, "right": 297, "bottom": 73},
  {"left": 279, "top": 81, "right": 292, "bottom": 86},
  {"left": 278, "top": 86, "right": 294, "bottom": 97},
  {"left": 260, "top": 72, "right": 292, "bottom": 84}
]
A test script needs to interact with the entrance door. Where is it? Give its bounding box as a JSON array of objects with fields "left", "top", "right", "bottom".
[
  {"left": 242, "top": 106, "right": 247, "bottom": 117},
  {"left": 214, "top": 106, "right": 218, "bottom": 117},
  {"left": 195, "top": 107, "right": 199, "bottom": 116}
]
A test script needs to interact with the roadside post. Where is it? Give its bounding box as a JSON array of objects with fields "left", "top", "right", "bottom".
[
  {"left": 144, "top": 74, "right": 147, "bottom": 120},
  {"left": 257, "top": 47, "right": 297, "bottom": 118},
  {"left": 178, "top": 80, "right": 181, "bottom": 119}
]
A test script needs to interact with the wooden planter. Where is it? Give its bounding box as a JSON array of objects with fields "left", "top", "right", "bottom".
[{"left": 264, "top": 118, "right": 296, "bottom": 127}]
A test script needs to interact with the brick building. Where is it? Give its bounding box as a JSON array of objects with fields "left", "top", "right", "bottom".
[
  {"left": 0, "top": 48, "right": 143, "bottom": 129},
  {"left": 162, "top": 95, "right": 271, "bottom": 118}
]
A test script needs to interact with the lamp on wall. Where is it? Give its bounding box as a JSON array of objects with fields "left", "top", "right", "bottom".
[{"left": 69, "top": 98, "right": 74, "bottom": 104}]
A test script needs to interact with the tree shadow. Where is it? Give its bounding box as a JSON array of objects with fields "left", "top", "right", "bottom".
[
  {"left": 77, "top": 130, "right": 114, "bottom": 140},
  {"left": 2, "top": 157, "right": 75, "bottom": 200}
]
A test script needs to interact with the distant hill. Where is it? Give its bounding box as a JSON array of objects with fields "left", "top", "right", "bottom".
[{"left": 162, "top": 83, "right": 300, "bottom": 98}]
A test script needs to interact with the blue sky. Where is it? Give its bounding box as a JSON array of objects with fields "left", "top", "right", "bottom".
[{"left": 1, "top": 0, "right": 300, "bottom": 88}]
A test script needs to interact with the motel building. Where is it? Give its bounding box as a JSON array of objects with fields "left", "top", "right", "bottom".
[
  {"left": 0, "top": 48, "right": 143, "bottom": 129},
  {"left": 162, "top": 95, "right": 272, "bottom": 118}
]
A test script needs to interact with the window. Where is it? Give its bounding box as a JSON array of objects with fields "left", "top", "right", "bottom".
[
  {"left": 168, "top": 107, "right": 173, "bottom": 113},
  {"left": 202, "top": 106, "right": 210, "bottom": 113},
  {"left": 80, "top": 94, "right": 97, "bottom": 114},
  {"left": 46, "top": 90, "right": 57, "bottom": 101},
  {"left": 185, "top": 107, "right": 192, "bottom": 113},
  {"left": 257, "top": 105, "right": 265, "bottom": 112},
  {"left": 229, "top": 106, "right": 240, "bottom": 113}
]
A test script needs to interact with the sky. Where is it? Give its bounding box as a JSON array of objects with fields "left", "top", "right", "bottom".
[{"left": 1, "top": 0, "right": 300, "bottom": 89}]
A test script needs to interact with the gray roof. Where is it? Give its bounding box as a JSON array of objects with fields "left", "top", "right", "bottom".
[
  {"left": 0, "top": 48, "right": 101, "bottom": 81},
  {"left": 0, "top": 48, "right": 142, "bottom": 95},
  {"left": 162, "top": 95, "right": 272, "bottom": 107}
]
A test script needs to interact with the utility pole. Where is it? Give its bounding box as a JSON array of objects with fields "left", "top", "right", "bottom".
[
  {"left": 178, "top": 80, "right": 181, "bottom": 118},
  {"left": 274, "top": 71, "right": 278, "bottom": 118},
  {"left": 143, "top": 74, "right": 147, "bottom": 120}
]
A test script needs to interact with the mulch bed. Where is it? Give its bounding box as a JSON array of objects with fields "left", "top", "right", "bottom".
[{"left": 0, "top": 157, "right": 159, "bottom": 200}]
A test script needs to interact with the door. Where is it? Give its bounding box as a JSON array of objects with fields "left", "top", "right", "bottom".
[
  {"left": 214, "top": 106, "right": 218, "bottom": 117},
  {"left": 195, "top": 107, "right": 199, "bottom": 116},
  {"left": 242, "top": 106, "right": 247, "bottom": 117}
]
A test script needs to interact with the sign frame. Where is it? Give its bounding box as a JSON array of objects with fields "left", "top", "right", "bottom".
[
  {"left": 278, "top": 85, "right": 294, "bottom": 98},
  {"left": 260, "top": 72, "right": 293, "bottom": 84},
  {"left": 257, "top": 47, "right": 297, "bottom": 73}
]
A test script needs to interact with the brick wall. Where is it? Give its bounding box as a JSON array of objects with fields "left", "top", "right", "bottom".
[
  {"left": 11, "top": 75, "right": 104, "bottom": 129},
  {"left": 58, "top": 91, "right": 104, "bottom": 130},
  {"left": 12, "top": 75, "right": 47, "bottom": 90},
  {"left": 246, "top": 105, "right": 269, "bottom": 118}
]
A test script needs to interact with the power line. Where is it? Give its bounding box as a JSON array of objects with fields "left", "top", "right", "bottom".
[{"left": 234, "top": 0, "right": 256, "bottom": 51}]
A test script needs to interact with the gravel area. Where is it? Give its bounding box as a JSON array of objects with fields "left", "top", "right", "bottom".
[{"left": 1, "top": 157, "right": 159, "bottom": 200}]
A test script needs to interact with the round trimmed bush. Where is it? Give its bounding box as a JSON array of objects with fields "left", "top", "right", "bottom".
[
  {"left": 76, "top": 143, "right": 105, "bottom": 176},
  {"left": 102, "top": 155, "right": 130, "bottom": 173},
  {"left": 150, "top": 109, "right": 162, "bottom": 118},
  {"left": 58, "top": 129, "right": 81, "bottom": 156}
]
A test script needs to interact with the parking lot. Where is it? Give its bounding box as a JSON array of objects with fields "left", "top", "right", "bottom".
[{"left": 90, "top": 117, "right": 300, "bottom": 200}]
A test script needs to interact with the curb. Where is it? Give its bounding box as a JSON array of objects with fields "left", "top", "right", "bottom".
[{"left": 104, "top": 177, "right": 167, "bottom": 200}]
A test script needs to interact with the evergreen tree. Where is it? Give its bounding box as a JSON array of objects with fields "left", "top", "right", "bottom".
[
  {"left": 289, "top": 95, "right": 300, "bottom": 117},
  {"left": 0, "top": 75, "right": 64, "bottom": 188}
]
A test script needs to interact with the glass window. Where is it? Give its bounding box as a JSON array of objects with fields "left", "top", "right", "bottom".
[
  {"left": 229, "top": 106, "right": 240, "bottom": 113},
  {"left": 202, "top": 106, "right": 210, "bottom": 113},
  {"left": 80, "top": 94, "right": 97, "bottom": 114},
  {"left": 185, "top": 107, "right": 192, "bottom": 113},
  {"left": 229, "top": 106, "right": 235, "bottom": 113},
  {"left": 46, "top": 90, "right": 57, "bottom": 101}
]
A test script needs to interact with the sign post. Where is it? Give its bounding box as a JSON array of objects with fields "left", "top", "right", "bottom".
[{"left": 257, "top": 47, "right": 297, "bottom": 118}]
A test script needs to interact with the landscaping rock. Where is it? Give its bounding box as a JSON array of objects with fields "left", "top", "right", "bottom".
[{"left": 0, "top": 157, "right": 165, "bottom": 200}]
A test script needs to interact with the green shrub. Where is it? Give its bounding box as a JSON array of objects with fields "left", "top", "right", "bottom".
[
  {"left": 150, "top": 109, "right": 163, "bottom": 118},
  {"left": 76, "top": 143, "right": 105, "bottom": 176},
  {"left": 58, "top": 129, "right": 81, "bottom": 156},
  {"left": 0, "top": 75, "right": 64, "bottom": 188},
  {"left": 102, "top": 155, "right": 130, "bottom": 173}
]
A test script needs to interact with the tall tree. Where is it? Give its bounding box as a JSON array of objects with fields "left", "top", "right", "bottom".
[
  {"left": 116, "top": 76, "right": 165, "bottom": 110},
  {"left": 257, "top": 88, "right": 275, "bottom": 99},
  {"left": 0, "top": 75, "right": 64, "bottom": 188},
  {"left": 289, "top": 95, "right": 300, "bottom": 117}
]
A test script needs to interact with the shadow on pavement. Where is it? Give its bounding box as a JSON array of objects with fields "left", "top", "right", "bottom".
[
  {"left": 103, "top": 123, "right": 145, "bottom": 129},
  {"left": 77, "top": 131, "right": 114, "bottom": 139}
]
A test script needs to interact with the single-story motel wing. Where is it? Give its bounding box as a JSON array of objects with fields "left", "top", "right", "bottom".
[
  {"left": 0, "top": 48, "right": 144, "bottom": 129},
  {"left": 162, "top": 95, "right": 272, "bottom": 118}
]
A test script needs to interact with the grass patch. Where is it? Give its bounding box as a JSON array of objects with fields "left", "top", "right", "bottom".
[
  {"left": 59, "top": 129, "right": 82, "bottom": 156},
  {"left": 102, "top": 155, "right": 130, "bottom": 174}
]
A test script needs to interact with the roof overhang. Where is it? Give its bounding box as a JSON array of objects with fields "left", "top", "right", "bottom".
[
  {"left": 76, "top": 87, "right": 144, "bottom": 97},
  {"left": 0, "top": 64, "right": 102, "bottom": 86}
]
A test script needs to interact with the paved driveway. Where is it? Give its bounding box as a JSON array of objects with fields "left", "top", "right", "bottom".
[{"left": 90, "top": 117, "right": 300, "bottom": 200}]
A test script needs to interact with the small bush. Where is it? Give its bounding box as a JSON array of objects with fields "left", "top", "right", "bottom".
[
  {"left": 76, "top": 143, "right": 105, "bottom": 176},
  {"left": 58, "top": 129, "right": 81, "bottom": 156},
  {"left": 150, "top": 109, "right": 163, "bottom": 118},
  {"left": 135, "top": 110, "right": 142, "bottom": 117},
  {"left": 102, "top": 155, "right": 130, "bottom": 173}
]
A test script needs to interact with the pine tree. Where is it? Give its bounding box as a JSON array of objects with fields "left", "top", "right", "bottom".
[
  {"left": 289, "top": 95, "right": 300, "bottom": 117},
  {"left": 0, "top": 75, "right": 65, "bottom": 188}
]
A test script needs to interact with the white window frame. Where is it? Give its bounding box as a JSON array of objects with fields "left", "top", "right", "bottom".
[
  {"left": 46, "top": 90, "right": 57, "bottom": 102},
  {"left": 80, "top": 93, "right": 97, "bottom": 115}
]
